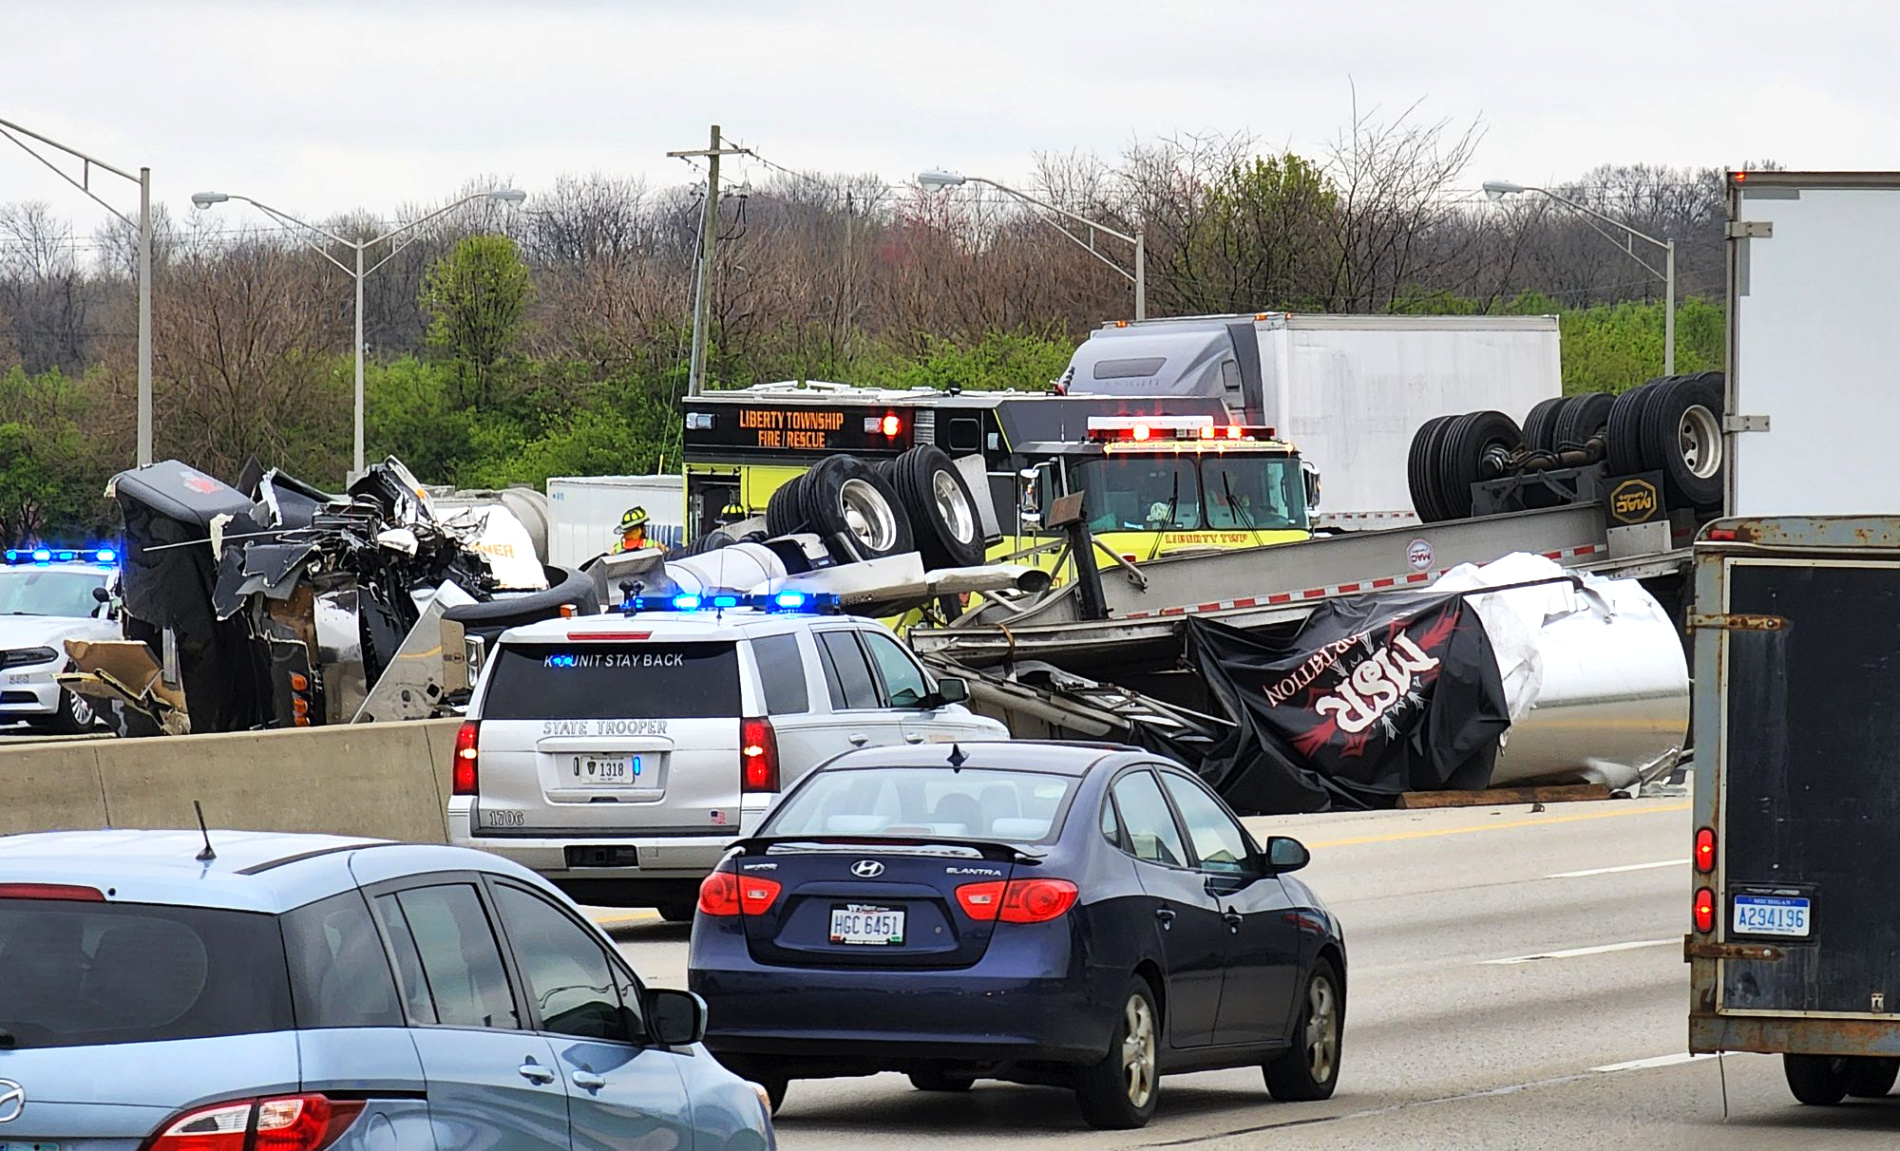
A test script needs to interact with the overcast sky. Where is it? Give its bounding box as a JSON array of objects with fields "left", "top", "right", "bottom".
[{"left": 2, "top": 0, "right": 1894, "bottom": 231}]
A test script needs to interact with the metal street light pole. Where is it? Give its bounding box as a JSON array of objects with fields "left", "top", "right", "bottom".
[
  {"left": 917, "top": 169, "right": 1146, "bottom": 321},
  {"left": 192, "top": 187, "right": 526, "bottom": 477},
  {"left": 1484, "top": 180, "right": 1677, "bottom": 375},
  {"left": 0, "top": 117, "right": 155, "bottom": 464}
]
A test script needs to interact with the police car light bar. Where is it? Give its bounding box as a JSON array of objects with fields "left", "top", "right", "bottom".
[
  {"left": 624, "top": 591, "right": 842, "bottom": 615},
  {"left": 4, "top": 546, "right": 117, "bottom": 566}
]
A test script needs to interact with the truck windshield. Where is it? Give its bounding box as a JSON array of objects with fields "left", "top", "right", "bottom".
[
  {"left": 1204, "top": 457, "right": 1307, "bottom": 530},
  {"left": 0, "top": 569, "right": 107, "bottom": 618},
  {"left": 1072, "top": 455, "right": 1305, "bottom": 532},
  {"left": 1074, "top": 459, "right": 1201, "bottom": 531}
]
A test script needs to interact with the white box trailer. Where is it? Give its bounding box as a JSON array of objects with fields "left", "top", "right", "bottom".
[
  {"left": 1064, "top": 313, "right": 1562, "bottom": 524},
  {"left": 546, "top": 475, "right": 686, "bottom": 569}
]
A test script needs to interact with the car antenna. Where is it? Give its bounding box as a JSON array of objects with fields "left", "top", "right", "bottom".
[
  {"left": 947, "top": 743, "right": 966, "bottom": 773},
  {"left": 192, "top": 800, "right": 217, "bottom": 862}
]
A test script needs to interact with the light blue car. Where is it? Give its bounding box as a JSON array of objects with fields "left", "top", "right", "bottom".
[{"left": 0, "top": 829, "right": 774, "bottom": 1150}]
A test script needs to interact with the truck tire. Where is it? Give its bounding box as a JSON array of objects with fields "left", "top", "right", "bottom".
[
  {"left": 1438, "top": 411, "right": 1524, "bottom": 521},
  {"left": 1784, "top": 1054, "right": 1854, "bottom": 1105},
  {"left": 765, "top": 475, "right": 806, "bottom": 537},
  {"left": 1641, "top": 374, "right": 1725, "bottom": 510},
  {"left": 894, "top": 445, "right": 986, "bottom": 569},
  {"left": 1847, "top": 1057, "right": 1899, "bottom": 1098},
  {"left": 1607, "top": 378, "right": 1669, "bottom": 476},
  {"left": 1408, "top": 415, "right": 1455, "bottom": 522},
  {"left": 1420, "top": 414, "right": 1464, "bottom": 523},
  {"left": 1522, "top": 397, "right": 1567, "bottom": 453},
  {"left": 1552, "top": 392, "right": 1614, "bottom": 454},
  {"left": 800, "top": 456, "right": 914, "bottom": 563}
]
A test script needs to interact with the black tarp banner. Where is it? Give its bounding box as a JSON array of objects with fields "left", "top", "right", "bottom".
[{"left": 1151, "top": 593, "right": 1509, "bottom": 814}]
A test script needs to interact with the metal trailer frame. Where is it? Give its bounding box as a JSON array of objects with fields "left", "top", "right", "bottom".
[{"left": 1687, "top": 516, "right": 1900, "bottom": 1058}]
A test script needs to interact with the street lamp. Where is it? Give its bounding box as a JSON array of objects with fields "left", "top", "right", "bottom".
[
  {"left": 192, "top": 187, "right": 526, "bottom": 478},
  {"left": 917, "top": 168, "right": 1146, "bottom": 320},
  {"left": 0, "top": 116, "right": 154, "bottom": 465},
  {"left": 1484, "top": 180, "right": 1677, "bottom": 374}
]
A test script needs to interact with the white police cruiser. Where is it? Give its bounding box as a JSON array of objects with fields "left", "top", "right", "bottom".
[
  {"left": 449, "top": 591, "right": 1007, "bottom": 919},
  {"left": 0, "top": 547, "right": 119, "bottom": 733}
]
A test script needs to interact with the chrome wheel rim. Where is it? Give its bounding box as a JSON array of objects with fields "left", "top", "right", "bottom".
[
  {"left": 1679, "top": 404, "right": 1723, "bottom": 479},
  {"left": 1306, "top": 976, "right": 1338, "bottom": 1083},
  {"left": 839, "top": 478, "right": 899, "bottom": 551},
  {"left": 931, "top": 470, "right": 977, "bottom": 544},
  {"left": 1122, "top": 993, "right": 1157, "bottom": 1108}
]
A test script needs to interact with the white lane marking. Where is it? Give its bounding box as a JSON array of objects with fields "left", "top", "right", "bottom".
[
  {"left": 1592, "top": 1052, "right": 1715, "bottom": 1073},
  {"left": 1480, "top": 938, "right": 1676, "bottom": 965},
  {"left": 1546, "top": 858, "right": 1688, "bottom": 879}
]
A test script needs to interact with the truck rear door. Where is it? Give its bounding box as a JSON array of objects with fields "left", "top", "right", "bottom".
[{"left": 1706, "top": 535, "right": 1900, "bottom": 1019}]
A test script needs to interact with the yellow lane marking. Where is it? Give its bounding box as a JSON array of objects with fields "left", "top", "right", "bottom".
[{"left": 1306, "top": 802, "right": 1691, "bottom": 849}]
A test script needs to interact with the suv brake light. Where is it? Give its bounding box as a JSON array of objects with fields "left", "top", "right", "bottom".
[
  {"left": 697, "top": 868, "right": 782, "bottom": 916},
  {"left": 956, "top": 878, "right": 1078, "bottom": 924},
  {"left": 452, "top": 720, "right": 480, "bottom": 795},
  {"left": 741, "top": 717, "right": 779, "bottom": 793},
  {"left": 0, "top": 883, "right": 106, "bottom": 902},
  {"left": 146, "top": 1092, "right": 363, "bottom": 1151}
]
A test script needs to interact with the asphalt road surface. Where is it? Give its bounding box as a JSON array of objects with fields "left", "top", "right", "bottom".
[{"left": 601, "top": 797, "right": 1900, "bottom": 1149}]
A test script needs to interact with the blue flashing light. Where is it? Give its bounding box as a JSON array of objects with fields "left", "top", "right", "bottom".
[
  {"left": 710, "top": 594, "right": 740, "bottom": 609},
  {"left": 623, "top": 590, "right": 842, "bottom": 617},
  {"left": 31, "top": 549, "right": 51, "bottom": 564},
  {"left": 4, "top": 545, "right": 119, "bottom": 567},
  {"left": 3, "top": 551, "right": 13, "bottom": 563},
  {"left": 94, "top": 548, "right": 116, "bottom": 564},
  {"left": 671, "top": 594, "right": 704, "bottom": 611},
  {"left": 774, "top": 591, "right": 809, "bottom": 610}
]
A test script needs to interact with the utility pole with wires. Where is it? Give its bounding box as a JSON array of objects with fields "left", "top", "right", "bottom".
[{"left": 668, "top": 124, "right": 751, "bottom": 397}]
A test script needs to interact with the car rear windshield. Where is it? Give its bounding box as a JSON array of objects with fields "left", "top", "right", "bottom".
[
  {"left": 763, "top": 767, "right": 1077, "bottom": 844},
  {"left": 481, "top": 641, "right": 740, "bottom": 720},
  {"left": 0, "top": 897, "right": 292, "bottom": 1048}
]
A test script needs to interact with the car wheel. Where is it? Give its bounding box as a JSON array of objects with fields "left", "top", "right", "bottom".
[
  {"left": 908, "top": 1069, "right": 975, "bottom": 1092},
  {"left": 1785, "top": 1053, "right": 1854, "bottom": 1105},
  {"left": 1847, "top": 1056, "right": 1900, "bottom": 1098},
  {"left": 1265, "top": 958, "right": 1343, "bottom": 1102},
  {"left": 656, "top": 902, "right": 694, "bottom": 924},
  {"left": 1075, "top": 976, "right": 1161, "bottom": 1129},
  {"left": 33, "top": 687, "right": 94, "bottom": 735}
]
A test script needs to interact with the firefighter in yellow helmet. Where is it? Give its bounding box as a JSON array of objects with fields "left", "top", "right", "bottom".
[
  {"left": 613, "top": 506, "right": 649, "bottom": 554},
  {"left": 717, "top": 500, "right": 748, "bottom": 529}
]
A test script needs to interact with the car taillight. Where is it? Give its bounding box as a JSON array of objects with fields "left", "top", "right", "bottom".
[
  {"left": 1694, "top": 827, "right": 1715, "bottom": 874},
  {"left": 147, "top": 1093, "right": 363, "bottom": 1151},
  {"left": 0, "top": 883, "right": 106, "bottom": 901},
  {"left": 697, "top": 869, "right": 781, "bottom": 917},
  {"left": 452, "top": 720, "right": 479, "bottom": 795},
  {"left": 741, "top": 717, "right": 778, "bottom": 793},
  {"left": 1694, "top": 887, "right": 1715, "bottom": 933},
  {"left": 955, "top": 878, "right": 1078, "bottom": 924}
]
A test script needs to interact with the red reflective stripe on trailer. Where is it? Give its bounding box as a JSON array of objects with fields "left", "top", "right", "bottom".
[
  {"left": 1408, "top": 572, "right": 1431, "bottom": 583},
  {"left": 1268, "top": 593, "right": 1292, "bottom": 604},
  {"left": 1233, "top": 597, "right": 1257, "bottom": 608},
  {"left": 1301, "top": 589, "right": 1326, "bottom": 599},
  {"left": 1197, "top": 602, "right": 1222, "bottom": 613},
  {"left": 1336, "top": 582, "right": 1361, "bottom": 593},
  {"left": 1371, "top": 578, "right": 1396, "bottom": 588},
  {"left": 1161, "top": 607, "right": 1185, "bottom": 616}
]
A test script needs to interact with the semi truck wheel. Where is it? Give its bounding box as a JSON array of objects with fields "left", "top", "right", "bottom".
[
  {"left": 1784, "top": 1053, "right": 1853, "bottom": 1105},
  {"left": 1522, "top": 397, "right": 1568, "bottom": 453},
  {"left": 1552, "top": 392, "right": 1614, "bottom": 454},
  {"left": 1438, "top": 411, "right": 1524, "bottom": 520},
  {"left": 894, "top": 445, "right": 985, "bottom": 569},
  {"left": 1607, "top": 378, "right": 1671, "bottom": 475},
  {"left": 800, "top": 456, "right": 914, "bottom": 562},
  {"left": 1408, "top": 415, "right": 1456, "bottom": 522},
  {"left": 1846, "top": 1056, "right": 1899, "bottom": 1098},
  {"left": 1642, "top": 374, "right": 1725, "bottom": 510},
  {"left": 766, "top": 476, "right": 807, "bottom": 537}
]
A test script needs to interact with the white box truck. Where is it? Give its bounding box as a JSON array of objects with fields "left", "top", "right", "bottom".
[
  {"left": 546, "top": 475, "right": 686, "bottom": 568},
  {"left": 1063, "top": 313, "right": 1562, "bottom": 525},
  {"left": 1688, "top": 171, "right": 1900, "bottom": 1106}
]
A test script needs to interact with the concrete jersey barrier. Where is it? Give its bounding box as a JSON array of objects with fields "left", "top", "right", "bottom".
[{"left": 0, "top": 719, "right": 459, "bottom": 842}]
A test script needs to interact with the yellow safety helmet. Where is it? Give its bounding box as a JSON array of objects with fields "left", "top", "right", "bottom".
[{"left": 617, "top": 506, "right": 649, "bottom": 532}]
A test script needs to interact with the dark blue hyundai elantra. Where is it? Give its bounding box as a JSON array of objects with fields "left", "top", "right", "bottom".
[{"left": 687, "top": 741, "right": 1346, "bottom": 1129}]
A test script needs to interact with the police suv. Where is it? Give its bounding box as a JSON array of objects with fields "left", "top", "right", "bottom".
[
  {"left": 0, "top": 547, "right": 119, "bottom": 733},
  {"left": 448, "top": 591, "right": 1007, "bottom": 919}
]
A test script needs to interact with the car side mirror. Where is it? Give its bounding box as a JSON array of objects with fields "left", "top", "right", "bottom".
[
  {"left": 92, "top": 585, "right": 111, "bottom": 604},
  {"left": 1266, "top": 836, "right": 1310, "bottom": 874},
  {"left": 647, "top": 988, "right": 707, "bottom": 1046},
  {"left": 933, "top": 676, "right": 969, "bottom": 706}
]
